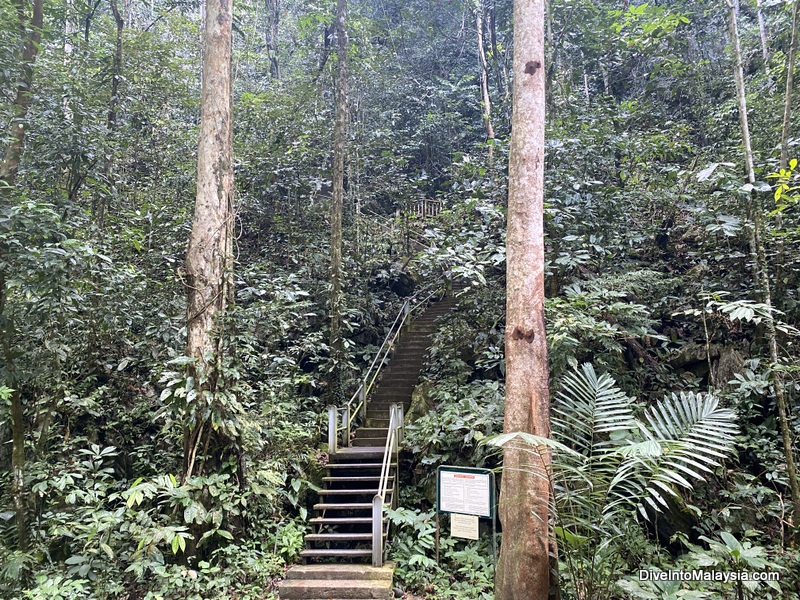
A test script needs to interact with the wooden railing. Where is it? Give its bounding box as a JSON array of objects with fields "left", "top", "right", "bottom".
[{"left": 411, "top": 198, "right": 442, "bottom": 218}]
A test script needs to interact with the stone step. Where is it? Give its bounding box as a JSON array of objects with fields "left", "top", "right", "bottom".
[
  {"left": 313, "top": 503, "right": 373, "bottom": 511},
  {"left": 296, "top": 550, "right": 373, "bottom": 561},
  {"left": 325, "top": 463, "right": 385, "bottom": 470},
  {"left": 364, "top": 411, "right": 408, "bottom": 417},
  {"left": 353, "top": 428, "right": 389, "bottom": 437},
  {"left": 351, "top": 437, "right": 389, "bottom": 447},
  {"left": 370, "top": 389, "right": 415, "bottom": 396},
  {"left": 308, "top": 517, "right": 373, "bottom": 526},
  {"left": 322, "top": 476, "right": 392, "bottom": 484},
  {"left": 285, "top": 563, "right": 394, "bottom": 581},
  {"left": 304, "top": 533, "right": 375, "bottom": 543},
  {"left": 367, "top": 398, "right": 410, "bottom": 405},
  {"left": 279, "top": 577, "right": 392, "bottom": 599},
  {"left": 331, "top": 448, "right": 384, "bottom": 460},
  {"left": 360, "top": 414, "right": 394, "bottom": 422},
  {"left": 367, "top": 398, "right": 414, "bottom": 404},
  {"left": 318, "top": 489, "right": 380, "bottom": 496}
]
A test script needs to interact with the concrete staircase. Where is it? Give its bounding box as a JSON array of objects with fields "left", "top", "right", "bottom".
[
  {"left": 278, "top": 563, "right": 395, "bottom": 600},
  {"left": 277, "top": 293, "right": 457, "bottom": 599}
]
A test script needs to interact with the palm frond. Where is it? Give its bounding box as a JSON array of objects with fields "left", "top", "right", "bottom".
[
  {"left": 552, "top": 363, "right": 638, "bottom": 456},
  {"left": 607, "top": 391, "right": 737, "bottom": 518}
]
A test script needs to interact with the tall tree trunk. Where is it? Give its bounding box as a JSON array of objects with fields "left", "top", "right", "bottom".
[
  {"left": 107, "top": 0, "right": 123, "bottom": 142},
  {"left": 99, "top": 0, "right": 124, "bottom": 228},
  {"left": 476, "top": 1, "right": 495, "bottom": 158},
  {"left": 1, "top": 0, "right": 45, "bottom": 185},
  {"left": 329, "top": 0, "right": 348, "bottom": 401},
  {"left": 780, "top": 0, "right": 800, "bottom": 171},
  {"left": 0, "top": 0, "right": 45, "bottom": 553},
  {"left": 726, "top": 0, "right": 800, "bottom": 539},
  {"left": 495, "top": 0, "right": 554, "bottom": 598},
  {"left": 266, "top": 0, "right": 280, "bottom": 79},
  {"left": 83, "top": 0, "right": 101, "bottom": 44},
  {"left": 756, "top": 0, "right": 769, "bottom": 65},
  {"left": 184, "top": 0, "right": 234, "bottom": 480},
  {"left": 776, "top": 0, "right": 800, "bottom": 303},
  {"left": 486, "top": 2, "right": 505, "bottom": 105}
]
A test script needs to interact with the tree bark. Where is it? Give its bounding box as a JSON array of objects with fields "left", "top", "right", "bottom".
[
  {"left": 184, "top": 0, "right": 234, "bottom": 477},
  {"left": 726, "top": 0, "right": 800, "bottom": 539},
  {"left": 495, "top": 0, "right": 554, "bottom": 598},
  {"left": 329, "top": 0, "right": 348, "bottom": 400}
]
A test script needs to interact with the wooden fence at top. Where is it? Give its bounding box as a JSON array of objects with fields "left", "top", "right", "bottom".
[{"left": 410, "top": 199, "right": 442, "bottom": 218}]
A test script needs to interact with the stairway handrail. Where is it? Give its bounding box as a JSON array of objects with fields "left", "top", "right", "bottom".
[
  {"left": 372, "top": 403, "right": 403, "bottom": 567},
  {"left": 328, "top": 280, "right": 444, "bottom": 453}
]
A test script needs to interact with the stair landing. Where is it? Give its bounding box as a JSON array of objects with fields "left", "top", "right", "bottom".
[{"left": 278, "top": 563, "right": 395, "bottom": 600}]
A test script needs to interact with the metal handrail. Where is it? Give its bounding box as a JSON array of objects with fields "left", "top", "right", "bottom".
[
  {"left": 327, "top": 282, "right": 444, "bottom": 453},
  {"left": 372, "top": 403, "right": 403, "bottom": 567},
  {"left": 356, "top": 209, "right": 433, "bottom": 251}
]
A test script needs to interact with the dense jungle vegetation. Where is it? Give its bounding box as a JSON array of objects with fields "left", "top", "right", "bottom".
[{"left": 1, "top": 0, "right": 799, "bottom": 597}]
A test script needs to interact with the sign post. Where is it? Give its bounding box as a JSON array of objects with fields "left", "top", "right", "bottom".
[{"left": 435, "top": 465, "right": 497, "bottom": 567}]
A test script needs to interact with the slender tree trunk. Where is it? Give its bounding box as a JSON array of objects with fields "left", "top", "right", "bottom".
[
  {"left": 476, "top": 1, "right": 495, "bottom": 158},
  {"left": 756, "top": 0, "right": 769, "bottom": 65},
  {"left": 98, "top": 0, "right": 124, "bottom": 228},
  {"left": 487, "top": 2, "right": 505, "bottom": 104},
  {"left": 266, "top": 0, "right": 280, "bottom": 79},
  {"left": 1, "top": 0, "right": 45, "bottom": 185},
  {"left": 776, "top": 0, "right": 800, "bottom": 303},
  {"left": 329, "top": 0, "right": 348, "bottom": 401},
  {"left": 726, "top": 3, "right": 755, "bottom": 183},
  {"left": 107, "top": 0, "right": 123, "bottom": 140},
  {"left": 83, "top": 0, "right": 101, "bottom": 44},
  {"left": 495, "top": 0, "right": 554, "bottom": 598},
  {"left": 780, "top": 0, "right": 800, "bottom": 170},
  {"left": 184, "top": 0, "right": 234, "bottom": 479},
  {"left": 726, "top": 0, "right": 800, "bottom": 538},
  {"left": 544, "top": 0, "right": 554, "bottom": 116},
  {"left": 0, "top": 0, "right": 45, "bottom": 553}
]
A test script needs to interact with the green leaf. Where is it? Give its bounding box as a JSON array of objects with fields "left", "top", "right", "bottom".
[{"left": 100, "top": 543, "right": 114, "bottom": 559}]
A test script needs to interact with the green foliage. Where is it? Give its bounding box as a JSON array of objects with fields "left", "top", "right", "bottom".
[
  {"left": 1, "top": 0, "right": 800, "bottom": 597},
  {"left": 385, "top": 507, "right": 494, "bottom": 599}
]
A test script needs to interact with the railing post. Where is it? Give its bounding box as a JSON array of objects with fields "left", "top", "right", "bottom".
[
  {"left": 393, "top": 404, "right": 401, "bottom": 510},
  {"left": 328, "top": 406, "right": 338, "bottom": 455},
  {"left": 372, "top": 494, "right": 384, "bottom": 567},
  {"left": 396, "top": 404, "right": 404, "bottom": 445},
  {"left": 342, "top": 404, "right": 350, "bottom": 447},
  {"left": 359, "top": 382, "right": 366, "bottom": 419}
]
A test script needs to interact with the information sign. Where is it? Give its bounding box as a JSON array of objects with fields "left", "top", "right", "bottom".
[
  {"left": 438, "top": 469, "right": 492, "bottom": 517},
  {"left": 434, "top": 465, "right": 497, "bottom": 567},
  {"left": 450, "top": 513, "right": 479, "bottom": 540}
]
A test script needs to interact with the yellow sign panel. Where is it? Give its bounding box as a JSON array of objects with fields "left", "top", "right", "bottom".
[{"left": 450, "top": 513, "right": 479, "bottom": 540}]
